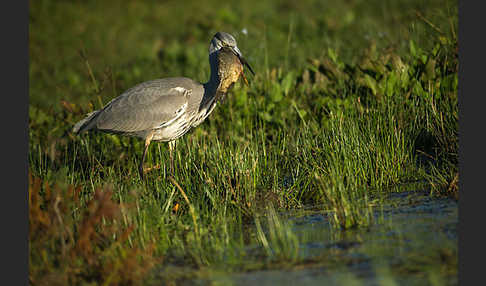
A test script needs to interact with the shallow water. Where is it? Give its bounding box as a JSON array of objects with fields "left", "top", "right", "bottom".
[{"left": 206, "top": 190, "right": 458, "bottom": 286}]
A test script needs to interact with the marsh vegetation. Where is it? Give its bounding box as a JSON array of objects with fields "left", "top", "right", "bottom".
[{"left": 29, "top": 0, "right": 458, "bottom": 284}]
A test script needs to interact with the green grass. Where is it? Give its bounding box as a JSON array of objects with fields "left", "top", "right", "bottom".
[{"left": 29, "top": 0, "right": 458, "bottom": 284}]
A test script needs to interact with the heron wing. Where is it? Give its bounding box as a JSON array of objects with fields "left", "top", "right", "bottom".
[{"left": 95, "top": 78, "right": 193, "bottom": 132}]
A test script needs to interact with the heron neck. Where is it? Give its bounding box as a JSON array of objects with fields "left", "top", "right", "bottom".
[
  {"left": 205, "top": 52, "right": 220, "bottom": 89},
  {"left": 203, "top": 53, "right": 225, "bottom": 103}
]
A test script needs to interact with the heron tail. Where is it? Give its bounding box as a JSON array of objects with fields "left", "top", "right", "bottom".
[{"left": 72, "top": 110, "right": 101, "bottom": 134}]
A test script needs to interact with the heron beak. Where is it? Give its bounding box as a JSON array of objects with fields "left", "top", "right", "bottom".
[{"left": 232, "top": 46, "right": 255, "bottom": 76}]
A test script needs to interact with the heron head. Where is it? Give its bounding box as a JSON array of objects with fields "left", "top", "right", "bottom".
[{"left": 209, "top": 32, "right": 254, "bottom": 76}]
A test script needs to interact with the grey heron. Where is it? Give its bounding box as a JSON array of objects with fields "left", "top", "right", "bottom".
[{"left": 73, "top": 32, "right": 254, "bottom": 179}]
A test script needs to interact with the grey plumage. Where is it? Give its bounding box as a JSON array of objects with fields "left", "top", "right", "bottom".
[
  {"left": 73, "top": 32, "right": 253, "bottom": 179},
  {"left": 72, "top": 110, "right": 101, "bottom": 134},
  {"left": 74, "top": 78, "right": 202, "bottom": 139}
]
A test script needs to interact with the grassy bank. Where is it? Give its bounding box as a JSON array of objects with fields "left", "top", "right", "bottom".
[{"left": 29, "top": 0, "right": 458, "bottom": 284}]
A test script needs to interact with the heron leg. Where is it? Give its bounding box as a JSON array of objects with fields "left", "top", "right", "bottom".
[
  {"left": 139, "top": 132, "right": 154, "bottom": 180},
  {"left": 168, "top": 140, "right": 176, "bottom": 176}
]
